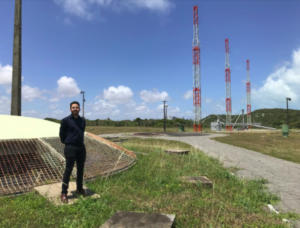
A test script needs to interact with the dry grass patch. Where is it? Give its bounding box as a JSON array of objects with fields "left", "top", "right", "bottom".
[{"left": 213, "top": 132, "right": 300, "bottom": 163}]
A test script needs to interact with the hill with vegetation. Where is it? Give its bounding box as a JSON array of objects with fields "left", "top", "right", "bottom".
[{"left": 202, "top": 108, "right": 300, "bottom": 129}]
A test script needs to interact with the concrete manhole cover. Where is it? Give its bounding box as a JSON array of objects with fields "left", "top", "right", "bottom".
[
  {"left": 100, "top": 211, "right": 176, "bottom": 228},
  {"left": 164, "top": 149, "right": 189, "bottom": 155},
  {"left": 180, "top": 176, "right": 213, "bottom": 188}
]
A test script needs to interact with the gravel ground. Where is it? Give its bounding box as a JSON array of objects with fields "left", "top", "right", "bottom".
[{"left": 101, "top": 132, "right": 300, "bottom": 226}]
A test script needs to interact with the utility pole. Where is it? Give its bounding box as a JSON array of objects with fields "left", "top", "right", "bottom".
[
  {"left": 80, "top": 91, "right": 86, "bottom": 118},
  {"left": 162, "top": 100, "right": 168, "bottom": 132},
  {"left": 286, "top": 97, "right": 291, "bottom": 125},
  {"left": 11, "top": 0, "right": 22, "bottom": 116}
]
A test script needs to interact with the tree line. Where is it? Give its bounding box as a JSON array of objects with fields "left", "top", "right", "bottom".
[
  {"left": 45, "top": 108, "right": 300, "bottom": 129},
  {"left": 45, "top": 117, "right": 194, "bottom": 128}
]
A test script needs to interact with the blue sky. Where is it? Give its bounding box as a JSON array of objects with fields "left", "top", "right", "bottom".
[{"left": 0, "top": 0, "right": 300, "bottom": 120}]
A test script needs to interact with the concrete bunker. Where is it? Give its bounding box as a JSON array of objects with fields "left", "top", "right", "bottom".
[{"left": 0, "top": 115, "right": 136, "bottom": 195}]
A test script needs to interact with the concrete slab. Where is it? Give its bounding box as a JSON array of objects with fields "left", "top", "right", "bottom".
[
  {"left": 164, "top": 149, "right": 189, "bottom": 155},
  {"left": 180, "top": 176, "right": 213, "bottom": 188},
  {"left": 34, "top": 182, "right": 100, "bottom": 205},
  {"left": 100, "top": 211, "right": 175, "bottom": 228}
]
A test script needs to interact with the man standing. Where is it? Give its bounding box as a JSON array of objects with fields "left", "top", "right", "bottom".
[{"left": 59, "top": 101, "right": 86, "bottom": 203}]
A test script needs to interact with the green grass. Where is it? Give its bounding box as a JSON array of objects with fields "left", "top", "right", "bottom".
[
  {"left": 0, "top": 138, "right": 295, "bottom": 227},
  {"left": 213, "top": 131, "right": 300, "bottom": 164}
]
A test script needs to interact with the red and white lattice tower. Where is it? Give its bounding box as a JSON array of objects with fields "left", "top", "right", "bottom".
[
  {"left": 193, "top": 6, "right": 201, "bottom": 132},
  {"left": 225, "top": 38, "right": 232, "bottom": 131},
  {"left": 246, "top": 59, "right": 252, "bottom": 127}
]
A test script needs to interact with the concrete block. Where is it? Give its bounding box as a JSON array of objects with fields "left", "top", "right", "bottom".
[{"left": 34, "top": 182, "right": 100, "bottom": 205}]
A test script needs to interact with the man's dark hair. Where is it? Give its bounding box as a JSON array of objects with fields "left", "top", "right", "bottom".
[{"left": 70, "top": 101, "right": 80, "bottom": 108}]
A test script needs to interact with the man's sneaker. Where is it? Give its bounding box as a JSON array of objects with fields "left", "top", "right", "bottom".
[
  {"left": 60, "top": 193, "right": 68, "bottom": 204},
  {"left": 75, "top": 189, "right": 86, "bottom": 196}
]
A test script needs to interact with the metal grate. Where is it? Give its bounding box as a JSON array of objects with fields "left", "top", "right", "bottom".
[
  {"left": 0, "top": 139, "right": 64, "bottom": 195},
  {"left": 44, "top": 136, "right": 136, "bottom": 179},
  {"left": 0, "top": 134, "right": 136, "bottom": 196}
]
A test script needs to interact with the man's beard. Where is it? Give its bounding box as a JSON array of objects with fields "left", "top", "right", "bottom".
[{"left": 72, "top": 110, "right": 79, "bottom": 116}]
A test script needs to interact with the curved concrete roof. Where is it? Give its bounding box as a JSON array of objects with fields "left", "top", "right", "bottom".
[{"left": 0, "top": 115, "right": 60, "bottom": 139}]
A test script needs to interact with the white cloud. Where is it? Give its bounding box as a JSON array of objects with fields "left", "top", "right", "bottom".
[
  {"left": 0, "top": 64, "right": 44, "bottom": 102},
  {"left": 184, "top": 90, "right": 192, "bottom": 100},
  {"left": 90, "top": 98, "right": 120, "bottom": 118},
  {"left": 156, "top": 103, "right": 180, "bottom": 118},
  {"left": 49, "top": 97, "right": 60, "bottom": 102},
  {"left": 135, "top": 104, "right": 148, "bottom": 112},
  {"left": 253, "top": 48, "right": 300, "bottom": 108},
  {"left": 157, "top": 103, "right": 163, "bottom": 110},
  {"left": 22, "top": 85, "right": 44, "bottom": 102},
  {"left": 94, "top": 98, "right": 116, "bottom": 111},
  {"left": 122, "top": 0, "right": 173, "bottom": 11},
  {"left": 89, "top": 0, "right": 113, "bottom": 5},
  {"left": 0, "top": 64, "right": 12, "bottom": 85},
  {"left": 54, "top": 0, "right": 92, "bottom": 20},
  {"left": 54, "top": 0, "right": 173, "bottom": 20},
  {"left": 103, "top": 85, "right": 133, "bottom": 104},
  {"left": 56, "top": 76, "right": 81, "bottom": 98},
  {"left": 88, "top": 87, "right": 171, "bottom": 119},
  {"left": 49, "top": 104, "right": 58, "bottom": 110},
  {"left": 140, "top": 89, "right": 169, "bottom": 103}
]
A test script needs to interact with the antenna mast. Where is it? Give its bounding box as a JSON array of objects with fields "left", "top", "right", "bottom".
[
  {"left": 225, "top": 38, "right": 232, "bottom": 131},
  {"left": 246, "top": 59, "right": 252, "bottom": 127},
  {"left": 193, "top": 6, "right": 201, "bottom": 132}
]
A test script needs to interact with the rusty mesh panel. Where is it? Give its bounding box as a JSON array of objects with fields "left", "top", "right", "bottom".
[
  {"left": 84, "top": 135, "right": 135, "bottom": 178},
  {"left": 0, "top": 135, "right": 135, "bottom": 195},
  {"left": 0, "top": 139, "right": 64, "bottom": 195},
  {"left": 44, "top": 136, "right": 135, "bottom": 179}
]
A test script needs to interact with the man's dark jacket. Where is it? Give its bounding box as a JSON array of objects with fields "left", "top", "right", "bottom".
[{"left": 59, "top": 114, "right": 86, "bottom": 147}]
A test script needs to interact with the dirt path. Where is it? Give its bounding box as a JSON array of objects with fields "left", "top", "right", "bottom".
[{"left": 156, "top": 134, "right": 300, "bottom": 215}]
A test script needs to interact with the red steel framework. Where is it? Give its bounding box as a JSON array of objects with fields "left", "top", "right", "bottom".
[
  {"left": 246, "top": 59, "right": 252, "bottom": 128},
  {"left": 193, "top": 6, "right": 201, "bottom": 132},
  {"left": 225, "top": 38, "right": 232, "bottom": 131}
]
